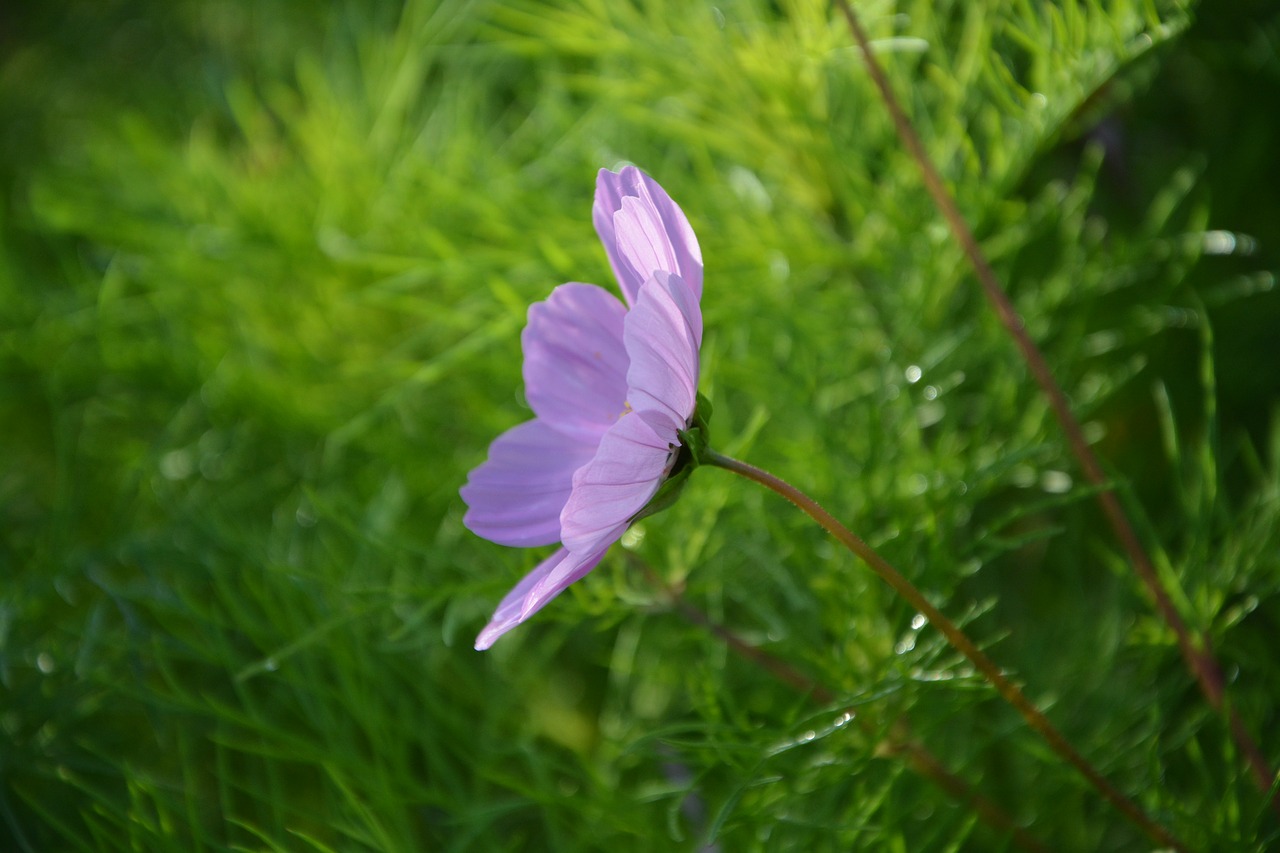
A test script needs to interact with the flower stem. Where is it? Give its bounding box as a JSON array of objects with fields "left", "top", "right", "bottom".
[
  {"left": 833, "top": 0, "right": 1276, "bottom": 813},
  {"left": 704, "top": 449, "right": 1185, "bottom": 851}
]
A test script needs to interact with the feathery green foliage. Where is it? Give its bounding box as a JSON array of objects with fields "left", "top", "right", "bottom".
[{"left": 2, "top": 0, "right": 1279, "bottom": 850}]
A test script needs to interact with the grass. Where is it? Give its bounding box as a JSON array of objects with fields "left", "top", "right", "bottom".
[{"left": 2, "top": 0, "right": 1279, "bottom": 849}]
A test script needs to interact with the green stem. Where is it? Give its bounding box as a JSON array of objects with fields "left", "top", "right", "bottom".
[
  {"left": 833, "top": 0, "right": 1276, "bottom": 814},
  {"left": 705, "top": 448, "right": 1185, "bottom": 851}
]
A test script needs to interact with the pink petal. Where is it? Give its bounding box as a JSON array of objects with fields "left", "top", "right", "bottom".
[
  {"left": 593, "top": 167, "right": 703, "bottom": 308},
  {"left": 622, "top": 271, "right": 702, "bottom": 428},
  {"left": 523, "top": 283, "right": 629, "bottom": 443},
  {"left": 461, "top": 419, "right": 597, "bottom": 547},
  {"left": 520, "top": 541, "right": 616, "bottom": 622},
  {"left": 475, "top": 545, "right": 610, "bottom": 650},
  {"left": 559, "top": 409, "right": 680, "bottom": 555}
]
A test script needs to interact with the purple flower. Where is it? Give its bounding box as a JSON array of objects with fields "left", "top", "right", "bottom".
[{"left": 461, "top": 167, "right": 704, "bottom": 650}]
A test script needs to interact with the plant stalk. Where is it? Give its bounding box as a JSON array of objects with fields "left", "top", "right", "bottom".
[{"left": 706, "top": 449, "right": 1185, "bottom": 850}]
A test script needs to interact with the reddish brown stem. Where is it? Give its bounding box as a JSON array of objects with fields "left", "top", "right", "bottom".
[
  {"left": 707, "top": 449, "right": 1185, "bottom": 850},
  {"left": 833, "top": 0, "right": 1276, "bottom": 811},
  {"left": 635, "top": 556, "right": 1050, "bottom": 853}
]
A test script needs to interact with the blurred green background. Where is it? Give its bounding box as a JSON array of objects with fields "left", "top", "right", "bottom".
[{"left": 2, "top": 0, "right": 1279, "bottom": 850}]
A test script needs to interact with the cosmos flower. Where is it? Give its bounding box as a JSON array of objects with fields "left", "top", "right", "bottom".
[{"left": 461, "top": 166, "right": 704, "bottom": 650}]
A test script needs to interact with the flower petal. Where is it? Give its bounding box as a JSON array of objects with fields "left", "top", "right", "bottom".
[
  {"left": 523, "top": 282, "right": 629, "bottom": 442},
  {"left": 559, "top": 409, "right": 680, "bottom": 555},
  {"left": 460, "top": 419, "right": 596, "bottom": 547},
  {"left": 623, "top": 271, "right": 701, "bottom": 427},
  {"left": 594, "top": 166, "right": 703, "bottom": 308},
  {"left": 475, "top": 545, "right": 610, "bottom": 650},
  {"left": 521, "top": 542, "right": 615, "bottom": 622}
]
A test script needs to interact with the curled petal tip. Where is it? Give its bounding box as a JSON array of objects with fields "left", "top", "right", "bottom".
[
  {"left": 594, "top": 166, "right": 703, "bottom": 307},
  {"left": 472, "top": 547, "right": 613, "bottom": 650}
]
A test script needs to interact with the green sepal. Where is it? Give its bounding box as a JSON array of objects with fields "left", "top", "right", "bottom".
[{"left": 692, "top": 391, "right": 713, "bottom": 433}]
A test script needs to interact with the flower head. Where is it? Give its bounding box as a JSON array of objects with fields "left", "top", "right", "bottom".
[{"left": 461, "top": 167, "right": 704, "bottom": 650}]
